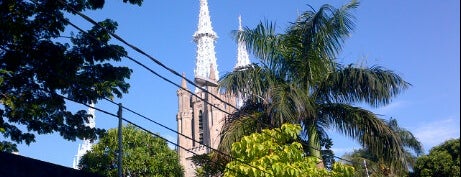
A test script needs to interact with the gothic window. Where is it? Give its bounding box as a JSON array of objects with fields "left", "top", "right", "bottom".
[{"left": 198, "top": 110, "right": 204, "bottom": 144}]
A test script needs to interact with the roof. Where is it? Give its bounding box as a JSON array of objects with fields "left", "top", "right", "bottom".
[{"left": 0, "top": 151, "right": 105, "bottom": 177}]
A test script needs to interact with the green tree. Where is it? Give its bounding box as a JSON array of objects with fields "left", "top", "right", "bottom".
[
  {"left": 224, "top": 123, "right": 354, "bottom": 177},
  {"left": 342, "top": 118, "right": 423, "bottom": 176},
  {"left": 411, "top": 138, "right": 460, "bottom": 177},
  {"left": 0, "top": 0, "right": 142, "bottom": 151},
  {"left": 219, "top": 0, "right": 410, "bottom": 170},
  {"left": 79, "top": 124, "right": 184, "bottom": 177}
]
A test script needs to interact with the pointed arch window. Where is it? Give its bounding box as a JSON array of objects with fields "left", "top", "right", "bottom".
[{"left": 198, "top": 110, "right": 204, "bottom": 144}]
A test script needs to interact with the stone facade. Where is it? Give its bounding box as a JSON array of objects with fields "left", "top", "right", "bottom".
[{"left": 176, "top": 75, "right": 236, "bottom": 176}]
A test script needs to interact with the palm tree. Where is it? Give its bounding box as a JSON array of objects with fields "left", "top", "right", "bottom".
[{"left": 218, "top": 0, "right": 411, "bottom": 169}]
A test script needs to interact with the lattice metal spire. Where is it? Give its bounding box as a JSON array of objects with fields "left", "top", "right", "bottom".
[
  {"left": 72, "top": 102, "right": 96, "bottom": 169},
  {"left": 194, "top": 0, "right": 219, "bottom": 84},
  {"left": 234, "top": 15, "right": 250, "bottom": 70}
]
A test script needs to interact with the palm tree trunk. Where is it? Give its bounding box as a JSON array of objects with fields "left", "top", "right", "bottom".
[{"left": 307, "top": 123, "right": 324, "bottom": 168}]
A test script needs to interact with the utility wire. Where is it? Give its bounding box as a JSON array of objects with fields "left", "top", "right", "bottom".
[
  {"left": 49, "top": 0, "right": 332, "bottom": 162},
  {"left": 33, "top": 0, "right": 363, "bottom": 169},
  {"left": 105, "top": 96, "right": 359, "bottom": 166},
  {"left": 57, "top": 93, "right": 269, "bottom": 176},
  {"left": 28, "top": 1, "right": 267, "bottom": 172},
  {"left": 58, "top": 6, "right": 235, "bottom": 116},
  {"left": 65, "top": 10, "right": 358, "bottom": 167},
  {"left": 52, "top": 16, "right": 242, "bottom": 164},
  {"left": 27, "top": 1, "right": 269, "bottom": 175},
  {"left": 55, "top": 0, "right": 239, "bottom": 112},
  {"left": 111, "top": 99, "right": 360, "bottom": 170},
  {"left": 101, "top": 99, "right": 275, "bottom": 176}
]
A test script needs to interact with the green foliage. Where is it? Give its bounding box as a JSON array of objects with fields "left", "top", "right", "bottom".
[
  {"left": 0, "top": 141, "right": 17, "bottom": 153},
  {"left": 224, "top": 123, "right": 355, "bottom": 177},
  {"left": 79, "top": 124, "right": 184, "bottom": 177},
  {"left": 0, "top": 0, "right": 140, "bottom": 150},
  {"left": 412, "top": 138, "right": 460, "bottom": 177}
]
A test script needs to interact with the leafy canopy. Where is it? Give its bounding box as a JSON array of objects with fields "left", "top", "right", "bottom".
[
  {"left": 79, "top": 124, "right": 184, "bottom": 177},
  {"left": 0, "top": 0, "right": 142, "bottom": 152},
  {"left": 412, "top": 138, "right": 460, "bottom": 177},
  {"left": 224, "top": 123, "right": 355, "bottom": 177}
]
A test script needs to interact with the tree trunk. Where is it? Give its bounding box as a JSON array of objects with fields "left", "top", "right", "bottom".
[{"left": 307, "top": 123, "right": 324, "bottom": 168}]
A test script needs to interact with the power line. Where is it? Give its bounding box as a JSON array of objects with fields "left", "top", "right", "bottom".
[
  {"left": 65, "top": 97, "right": 230, "bottom": 174},
  {"left": 40, "top": 3, "right": 236, "bottom": 117},
  {"left": 26, "top": 2, "right": 267, "bottom": 173},
  {"left": 101, "top": 99, "right": 275, "bottom": 176},
  {"left": 50, "top": 2, "right": 237, "bottom": 117},
  {"left": 65, "top": 11, "right": 358, "bottom": 167},
  {"left": 55, "top": 5, "right": 295, "bottom": 171},
  {"left": 38, "top": 14, "right": 241, "bottom": 165},
  {"left": 25, "top": 1, "right": 268, "bottom": 175},
  {"left": 55, "top": 0, "right": 239, "bottom": 112},
  {"left": 106, "top": 96, "right": 360, "bottom": 167},
  {"left": 32, "top": 0, "right": 364, "bottom": 170},
  {"left": 57, "top": 93, "right": 270, "bottom": 176}
]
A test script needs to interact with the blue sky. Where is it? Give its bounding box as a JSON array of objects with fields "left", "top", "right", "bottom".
[{"left": 11, "top": 0, "right": 459, "bottom": 167}]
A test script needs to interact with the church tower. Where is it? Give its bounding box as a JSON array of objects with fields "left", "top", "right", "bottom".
[
  {"left": 177, "top": 1, "right": 253, "bottom": 176},
  {"left": 72, "top": 103, "right": 96, "bottom": 169},
  {"left": 176, "top": 0, "right": 238, "bottom": 176}
]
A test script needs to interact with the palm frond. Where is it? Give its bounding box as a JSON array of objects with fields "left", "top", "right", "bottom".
[
  {"left": 317, "top": 103, "right": 406, "bottom": 167},
  {"left": 281, "top": 1, "right": 358, "bottom": 89},
  {"left": 233, "top": 21, "right": 283, "bottom": 67},
  {"left": 387, "top": 118, "right": 424, "bottom": 155},
  {"left": 316, "top": 65, "right": 410, "bottom": 107},
  {"left": 292, "top": 0, "right": 358, "bottom": 60},
  {"left": 219, "top": 64, "right": 271, "bottom": 103}
]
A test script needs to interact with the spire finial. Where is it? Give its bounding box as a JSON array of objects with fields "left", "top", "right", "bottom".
[{"left": 238, "top": 15, "right": 243, "bottom": 31}]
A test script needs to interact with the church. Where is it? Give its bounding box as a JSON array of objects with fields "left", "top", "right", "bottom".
[{"left": 176, "top": 0, "right": 250, "bottom": 176}]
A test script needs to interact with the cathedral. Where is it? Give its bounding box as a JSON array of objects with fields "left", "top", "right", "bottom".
[{"left": 176, "top": 0, "right": 250, "bottom": 176}]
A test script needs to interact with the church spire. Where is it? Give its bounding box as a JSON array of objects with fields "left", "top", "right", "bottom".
[
  {"left": 72, "top": 102, "right": 96, "bottom": 169},
  {"left": 234, "top": 15, "right": 250, "bottom": 70},
  {"left": 194, "top": 0, "right": 219, "bottom": 83},
  {"left": 234, "top": 16, "right": 251, "bottom": 108}
]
